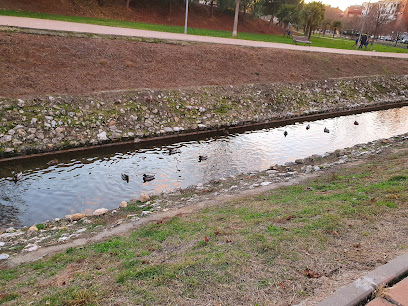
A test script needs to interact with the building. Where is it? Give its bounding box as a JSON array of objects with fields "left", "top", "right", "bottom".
[{"left": 344, "top": 5, "right": 364, "bottom": 17}]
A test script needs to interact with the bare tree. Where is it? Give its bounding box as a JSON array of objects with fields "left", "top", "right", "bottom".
[{"left": 365, "top": 0, "right": 399, "bottom": 47}]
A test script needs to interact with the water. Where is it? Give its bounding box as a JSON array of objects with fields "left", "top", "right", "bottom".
[{"left": 1, "top": 106, "right": 408, "bottom": 227}]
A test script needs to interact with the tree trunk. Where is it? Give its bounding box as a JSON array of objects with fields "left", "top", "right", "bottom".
[
  {"left": 307, "top": 25, "right": 312, "bottom": 39},
  {"left": 268, "top": 15, "right": 274, "bottom": 27},
  {"left": 232, "top": 0, "right": 240, "bottom": 37},
  {"left": 333, "top": 28, "right": 336, "bottom": 37},
  {"left": 210, "top": 0, "right": 214, "bottom": 17},
  {"left": 126, "top": 0, "right": 130, "bottom": 8}
]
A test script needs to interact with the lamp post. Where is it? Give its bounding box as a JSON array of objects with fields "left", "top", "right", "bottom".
[{"left": 184, "top": 0, "right": 189, "bottom": 34}]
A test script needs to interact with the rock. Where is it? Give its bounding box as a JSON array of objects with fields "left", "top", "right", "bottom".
[
  {"left": 120, "top": 201, "right": 128, "bottom": 208},
  {"left": 197, "top": 124, "right": 206, "bottom": 130},
  {"left": 17, "top": 99, "right": 25, "bottom": 107},
  {"left": 97, "top": 131, "right": 108, "bottom": 141},
  {"left": 0, "top": 242, "right": 5, "bottom": 247},
  {"left": 82, "top": 218, "right": 92, "bottom": 224},
  {"left": 76, "top": 228, "right": 86, "bottom": 233},
  {"left": 139, "top": 192, "right": 150, "bottom": 203},
  {"left": 65, "top": 213, "right": 85, "bottom": 221},
  {"left": 54, "top": 218, "right": 61, "bottom": 222},
  {"left": 305, "top": 165, "right": 313, "bottom": 173},
  {"left": 141, "top": 211, "right": 152, "bottom": 217},
  {"left": 93, "top": 208, "right": 108, "bottom": 216},
  {"left": 313, "top": 166, "right": 321, "bottom": 171},
  {"left": 55, "top": 127, "right": 64, "bottom": 134},
  {"left": 28, "top": 225, "right": 39, "bottom": 232},
  {"left": 24, "top": 244, "right": 39, "bottom": 252},
  {"left": 0, "top": 254, "right": 9, "bottom": 260},
  {"left": 295, "top": 159, "right": 304, "bottom": 164},
  {"left": 109, "top": 120, "right": 116, "bottom": 127},
  {"left": 260, "top": 182, "right": 271, "bottom": 186},
  {"left": 0, "top": 135, "right": 12, "bottom": 143},
  {"left": 163, "top": 127, "right": 173, "bottom": 133},
  {"left": 31, "top": 118, "right": 38, "bottom": 124},
  {"left": 112, "top": 209, "right": 118, "bottom": 214},
  {"left": 5, "top": 227, "right": 15, "bottom": 233}
]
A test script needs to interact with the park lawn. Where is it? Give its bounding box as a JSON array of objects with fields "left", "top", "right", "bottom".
[
  {"left": 1, "top": 145, "right": 408, "bottom": 305},
  {"left": 1, "top": 9, "right": 408, "bottom": 53}
]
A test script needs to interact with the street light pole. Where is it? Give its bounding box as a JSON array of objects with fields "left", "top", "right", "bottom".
[{"left": 184, "top": 0, "right": 189, "bottom": 34}]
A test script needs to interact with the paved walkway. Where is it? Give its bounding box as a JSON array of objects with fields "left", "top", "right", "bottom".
[
  {"left": 366, "top": 277, "right": 408, "bottom": 305},
  {"left": 1, "top": 16, "right": 408, "bottom": 59}
]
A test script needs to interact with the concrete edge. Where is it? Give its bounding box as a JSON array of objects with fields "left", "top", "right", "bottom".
[{"left": 316, "top": 252, "right": 408, "bottom": 306}]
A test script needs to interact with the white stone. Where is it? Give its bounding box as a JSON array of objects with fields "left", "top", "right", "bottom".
[
  {"left": 0, "top": 242, "right": 5, "bottom": 247},
  {"left": 76, "top": 228, "right": 86, "bottom": 233},
  {"left": 93, "top": 208, "right": 108, "bottom": 216},
  {"left": 0, "top": 254, "right": 9, "bottom": 260},
  {"left": 313, "top": 166, "right": 321, "bottom": 171},
  {"left": 97, "top": 131, "right": 108, "bottom": 141},
  {"left": 31, "top": 118, "right": 38, "bottom": 124},
  {"left": 260, "top": 182, "right": 272, "bottom": 186},
  {"left": 141, "top": 211, "right": 152, "bottom": 217},
  {"left": 5, "top": 227, "right": 15, "bottom": 233},
  {"left": 24, "top": 244, "right": 39, "bottom": 252}
]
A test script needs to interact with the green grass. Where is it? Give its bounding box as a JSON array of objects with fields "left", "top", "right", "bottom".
[{"left": 1, "top": 9, "right": 407, "bottom": 53}]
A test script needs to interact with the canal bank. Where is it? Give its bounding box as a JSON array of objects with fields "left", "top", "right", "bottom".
[{"left": 1, "top": 75, "right": 407, "bottom": 159}]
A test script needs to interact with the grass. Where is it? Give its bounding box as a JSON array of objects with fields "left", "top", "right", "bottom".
[
  {"left": 1, "top": 9, "right": 407, "bottom": 53},
  {"left": 1, "top": 147, "right": 408, "bottom": 304}
]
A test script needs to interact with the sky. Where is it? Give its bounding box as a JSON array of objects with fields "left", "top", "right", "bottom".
[{"left": 305, "top": 0, "right": 366, "bottom": 11}]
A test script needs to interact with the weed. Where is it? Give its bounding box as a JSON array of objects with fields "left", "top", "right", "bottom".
[{"left": 0, "top": 294, "right": 19, "bottom": 304}]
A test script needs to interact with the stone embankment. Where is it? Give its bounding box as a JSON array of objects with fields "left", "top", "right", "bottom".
[{"left": 0, "top": 75, "right": 407, "bottom": 158}]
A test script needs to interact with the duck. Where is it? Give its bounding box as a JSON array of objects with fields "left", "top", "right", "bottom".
[
  {"left": 12, "top": 172, "right": 22, "bottom": 183},
  {"left": 306, "top": 124, "right": 310, "bottom": 130},
  {"left": 168, "top": 148, "right": 180, "bottom": 155},
  {"left": 283, "top": 131, "right": 288, "bottom": 137},
  {"left": 354, "top": 121, "right": 359, "bottom": 125},
  {"left": 324, "top": 127, "right": 330, "bottom": 133},
  {"left": 198, "top": 155, "right": 208, "bottom": 162},
  {"left": 47, "top": 159, "right": 59, "bottom": 166},
  {"left": 121, "top": 173, "right": 129, "bottom": 183},
  {"left": 143, "top": 174, "right": 155, "bottom": 182}
]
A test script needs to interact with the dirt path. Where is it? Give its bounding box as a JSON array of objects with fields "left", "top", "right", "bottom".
[{"left": 1, "top": 16, "right": 408, "bottom": 59}]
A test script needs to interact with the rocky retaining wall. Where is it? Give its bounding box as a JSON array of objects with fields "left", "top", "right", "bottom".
[{"left": 0, "top": 75, "right": 407, "bottom": 158}]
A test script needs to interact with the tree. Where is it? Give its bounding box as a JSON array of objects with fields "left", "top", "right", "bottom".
[
  {"left": 300, "top": 1, "right": 325, "bottom": 39},
  {"left": 276, "top": 4, "right": 298, "bottom": 29},
  {"left": 321, "top": 18, "right": 331, "bottom": 36},
  {"left": 331, "top": 20, "right": 342, "bottom": 37},
  {"left": 366, "top": 1, "right": 398, "bottom": 40},
  {"left": 232, "top": 0, "right": 241, "bottom": 36}
]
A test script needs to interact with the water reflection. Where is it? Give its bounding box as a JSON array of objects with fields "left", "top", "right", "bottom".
[{"left": 1, "top": 106, "right": 408, "bottom": 227}]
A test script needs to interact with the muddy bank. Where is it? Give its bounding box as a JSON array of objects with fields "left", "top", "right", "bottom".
[
  {"left": 0, "top": 75, "right": 407, "bottom": 159},
  {"left": 2, "top": 29, "right": 408, "bottom": 98}
]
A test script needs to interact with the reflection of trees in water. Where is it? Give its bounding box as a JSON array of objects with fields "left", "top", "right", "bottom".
[{"left": 0, "top": 183, "right": 22, "bottom": 226}]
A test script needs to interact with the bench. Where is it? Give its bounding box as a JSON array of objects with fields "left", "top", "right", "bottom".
[{"left": 292, "top": 35, "right": 312, "bottom": 45}]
